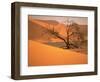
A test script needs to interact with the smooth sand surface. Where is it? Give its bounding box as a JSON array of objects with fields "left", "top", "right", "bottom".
[{"left": 28, "top": 40, "right": 87, "bottom": 66}]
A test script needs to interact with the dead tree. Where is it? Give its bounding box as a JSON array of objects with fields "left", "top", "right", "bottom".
[{"left": 47, "top": 20, "right": 84, "bottom": 49}]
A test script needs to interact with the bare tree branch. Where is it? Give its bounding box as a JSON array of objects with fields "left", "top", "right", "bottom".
[{"left": 46, "top": 20, "right": 85, "bottom": 49}]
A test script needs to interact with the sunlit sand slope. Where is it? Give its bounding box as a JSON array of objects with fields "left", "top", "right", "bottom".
[{"left": 28, "top": 40, "right": 87, "bottom": 66}]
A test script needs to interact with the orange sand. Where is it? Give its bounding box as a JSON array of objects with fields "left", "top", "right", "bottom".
[{"left": 28, "top": 40, "right": 87, "bottom": 66}]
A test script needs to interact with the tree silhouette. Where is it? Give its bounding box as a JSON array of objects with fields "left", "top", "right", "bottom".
[{"left": 47, "top": 20, "right": 84, "bottom": 49}]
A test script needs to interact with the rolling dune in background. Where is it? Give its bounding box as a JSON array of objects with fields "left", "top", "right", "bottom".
[
  {"left": 28, "top": 16, "right": 68, "bottom": 42},
  {"left": 28, "top": 16, "right": 87, "bottom": 43},
  {"left": 28, "top": 40, "right": 87, "bottom": 66}
]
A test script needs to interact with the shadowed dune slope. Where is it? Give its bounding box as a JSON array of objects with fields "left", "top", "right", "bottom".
[
  {"left": 28, "top": 40, "right": 87, "bottom": 66},
  {"left": 28, "top": 17, "right": 87, "bottom": 43}
]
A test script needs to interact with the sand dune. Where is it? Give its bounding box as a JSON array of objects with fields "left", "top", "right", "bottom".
[
  {"left": 29, "top": 16, "right": 67, "bottom": 36},
  {"left": 28, "top": 40, "right": 87, "bottom": 66},
  {"left": 28, "top": 18, "right": 64, "bottom": 42},
  {"left": 28, "top": 16, "right": 87, "bottom": 42}
]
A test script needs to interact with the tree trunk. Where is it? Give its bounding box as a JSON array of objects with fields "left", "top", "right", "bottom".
[
  {"left": 63, "top": 40, "right": 70, "bottom": 49},
  {"left": 66, "top": 35, "right": 70, "bottom": 49}
]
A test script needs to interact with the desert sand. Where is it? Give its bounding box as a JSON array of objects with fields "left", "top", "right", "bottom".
[{"left": 28, "top": 40, "right": 87, "bottom": 66}]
